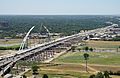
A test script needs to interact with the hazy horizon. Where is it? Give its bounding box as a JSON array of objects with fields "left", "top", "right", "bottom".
[{"left": 0, "top": 0, "right": 120, "bottom": 15}]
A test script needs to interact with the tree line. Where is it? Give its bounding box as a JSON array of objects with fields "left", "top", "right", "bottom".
[{"left": 0, "top": 15, "right": 117, "bottom": 38}]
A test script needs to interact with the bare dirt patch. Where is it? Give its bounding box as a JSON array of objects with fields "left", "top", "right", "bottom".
[{"left": 89, "top": 64, "right": 120, "bottom": 72}]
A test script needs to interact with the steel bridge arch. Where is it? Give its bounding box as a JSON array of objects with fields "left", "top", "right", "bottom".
[{"left": 19, "top": 26, "right": 35, "bottom": 51}]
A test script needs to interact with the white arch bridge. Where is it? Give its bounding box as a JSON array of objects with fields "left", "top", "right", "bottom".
[{"left": 0, "top": 24, "right": 117, "bottom": 76}]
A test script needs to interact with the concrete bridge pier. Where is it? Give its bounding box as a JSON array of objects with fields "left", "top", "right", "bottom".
[
  {"left": 38, "top": 52, "right": 44, "bottom": 62},
  {"left": 42, "top": 51, "right": 47, "bottom": 59},
  {"left": 63, "top": 42, "right": 71, "bottom": 48},
  {"left": 49, "top": 50, "right": 55, "bottom": 58}
]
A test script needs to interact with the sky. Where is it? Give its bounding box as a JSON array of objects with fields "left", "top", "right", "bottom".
[{"left": 0, "top": 0, "right": 120, "bottom": 15}]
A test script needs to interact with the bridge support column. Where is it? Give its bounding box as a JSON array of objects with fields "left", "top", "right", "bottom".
[
  {"left": 44, "top": 51, "right": 48, "bottom": 60},
  {"left": 49, "top": 50, "right": 54, "bottom": 58},
  {"left": 39, "top": 52, "right": 45, "bottom": 61}
]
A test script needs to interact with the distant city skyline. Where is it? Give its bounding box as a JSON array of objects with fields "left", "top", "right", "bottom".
[{"left": 0, "top": 0, "right": 120, "bottom": 15}]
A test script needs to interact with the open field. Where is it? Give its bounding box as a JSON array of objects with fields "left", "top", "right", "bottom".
[
  {"left": 0, "top": 50, "right": 16, "bottom": 56},
  {"left": 0, "top": 39, "right": 22, "bottom": 45},
  {"left": 24, "top": 51, "right": 120, "bottom": 78},
  {"left": 0, "top": 37, "right": 59, "bottom": 46},
  {"left": 0, "top": 37, "right": 59, "bottom": 56},
  {"left": 24, "top": 62, "right": 120, "bottom": 78},
  {"left": 1, "top": 40, "right": 120, "bottom": 77},
  {"left": 53, "top": 52, "right": 120, "bottom": 65},
  {"left": 25, "top": 70, "right": 90, "bottom": 78},
  {"left": 0, "top": 39, "right": 45, "bottom": 56},
  {"left": 84, "top": 41, "right": 120, "bottom": 48},
  {"left": 24, "top": 63, "right": 91, "bottom": 78},
  {"left": 0, "top": 39, "right": 40, "bottom": 45},
  {"left": 89, "top": 64, "right": 120, "bottom": 72}
]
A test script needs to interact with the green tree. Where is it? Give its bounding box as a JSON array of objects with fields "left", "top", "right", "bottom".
[
  {"left": 84, "top": 46, "right": 89, "bottom": 51},
  {"left": 89, "top": 74, "right": 95, "bottom": 78},
  {"left": 42, "top": 74, "right": 48, "bottom": 78},
  {"left": 77, "top": 48, "right": 81, "bottom": 52},
  {"left": 104, "top": 71, "right": 110, "bottom": 78},
  {"left": 89, "top": 48, "right": 93, "bottom": 52},
  {"left": 83, "top": 53, "right": 89, "bottom": 72},
  {"left": 95, "top": 72, "right": 104, "bottom": 78}
]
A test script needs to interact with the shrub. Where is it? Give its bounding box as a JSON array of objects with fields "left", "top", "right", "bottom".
[
  {"left": 104, "top": 71, "right": 110, "bottom": 78},
  {"left": 89, "top": 48, "right": 93, "bottom": 52},
  {"left": 109, "top": 70, "right": 113, "bottom": 75},
  {"left": 89, "top": 74, "right": 95, "bottom": 78},
  {"left": 42, "top": 74, "right": 48, "bottom": 78},
  {"left": 95, "top": 72, "right": 104, "bottom": 78},
  {"left": 108, "top": 70, "right": 120, "bottom": 76},
  {"left": 84, "top": 46, "right": 89, "bottom": 51}
]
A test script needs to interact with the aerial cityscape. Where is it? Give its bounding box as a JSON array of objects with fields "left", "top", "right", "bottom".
[{"left": 0, "top": 0, "right": 120, "bottom": 78}]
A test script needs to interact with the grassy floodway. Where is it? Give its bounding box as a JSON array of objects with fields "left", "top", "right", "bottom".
[
  {"left": 24, "top": 63, "right": 91, "bottom": 78},
  {"left": 84, "top": 41, "right": 120, "bottom": 48},
  {"left": 24, "top": 52, "right": 120, "bottom": 78},
  {"left": 0, "top": 40, "right": 120, "bottom": 77},
  {"left": 23, "top": 41, "right": 120, "bottom": 78},
  {"left": 53, "top": 52, "right": 120, "bottom": 65}
]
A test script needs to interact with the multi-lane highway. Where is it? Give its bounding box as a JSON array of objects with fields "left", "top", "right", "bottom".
[{"left": 0, "top": 24, "right": 118, "bottom": 76}]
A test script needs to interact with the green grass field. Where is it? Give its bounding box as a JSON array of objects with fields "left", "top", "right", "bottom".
[
  {"left": 53, "top": 52, "right": 120, "bottom": 65},
  {"left": 3, "top": 40, "right": 120, "bottom": 78},
  {"left": 25, "top": 70, "right": 89, "bottom": 78},
  {"left": 0, "top": 39, "right": 22, "bottom": 44},
  {"left": 84, "top": 41, "right": 120, "bottom": 48},
  {"left": 23, "top": 41, "right": 120, "bottom": 78},
  {"left": 0, "top": 37, "right": 59, "bottom": 45},
  {"left": 23, "top": 52, "right": 120, "bottom": 78},
  {"left": 24, "top": 63, "right": 90, "bottom": 78}
]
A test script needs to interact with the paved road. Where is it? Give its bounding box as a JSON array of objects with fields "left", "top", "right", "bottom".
[{"left": 0, "top": 24, "right": 118, "bottom": 76}]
